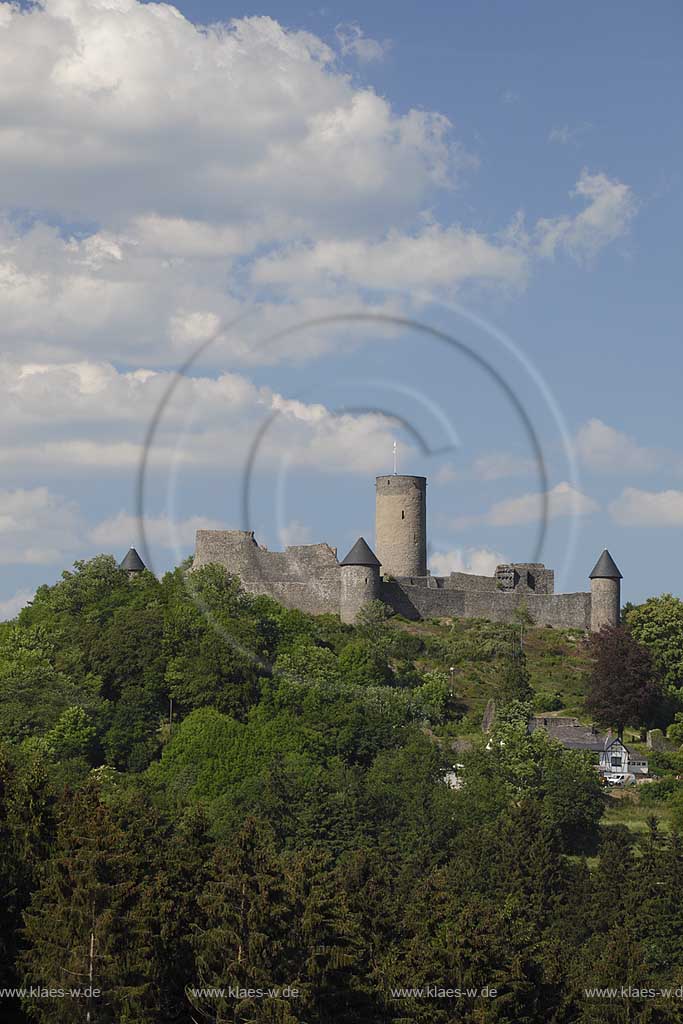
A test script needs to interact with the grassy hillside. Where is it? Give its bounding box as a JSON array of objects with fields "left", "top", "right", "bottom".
[{"left": 395, "top": 616, "right": 592, "bottom": 721}]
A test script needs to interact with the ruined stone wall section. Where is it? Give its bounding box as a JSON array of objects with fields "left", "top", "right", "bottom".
[
  {"left": 510, "top": 565, "right": 555, "bottom": 595},
  {"left": 375, "top": 475, "right": 427, "bottom": 577},
  {"left": 194, "top": 530, "right": 339, "bottom": 582}
]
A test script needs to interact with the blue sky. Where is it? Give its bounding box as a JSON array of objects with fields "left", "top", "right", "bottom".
[{"left": 0, "top": 0, "right": 681, "bottom": 617}]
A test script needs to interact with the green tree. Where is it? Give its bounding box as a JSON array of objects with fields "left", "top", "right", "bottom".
[
  {"left": 20, "top": 783, "right": 158, "bottom": 1023},
  {"left": 286, "top": 848, "right": 368, "bottom": 1023},
  {"left": 191, "top": 818, "right": 296, "bottom": 1023},
  {"left": 0, "top": 745, "right": 55, "bottom": 1023},
  {"left": 586, "top": 625, "right": 662, "bottom": 737},
  {"left": 338, "top": 640, "right": 392, "bottom": 687},
  {"left": 626, "top": 593, "right": 683, "bottom": 689},
  {"left": 495, "top": 648, "right": 533, "bottom": 707}
]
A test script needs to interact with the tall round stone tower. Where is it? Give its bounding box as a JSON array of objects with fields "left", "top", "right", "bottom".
[
  {"left": 589, "top": 549, "right": 622, "bottom": 631},
  {"left": 339, "top": 537, "right": 382, "bottom": 624},
  {"left": 375, "top": 474, "right": 427, "bottom": 578}
]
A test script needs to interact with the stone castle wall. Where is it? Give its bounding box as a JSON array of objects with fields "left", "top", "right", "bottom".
[
  {"left": 379, "top": 581, "right": 590, "bottom": 628},
  {"left": 193, "top": 530, "right": 341, "bottom": 614},
  {"left": 193, "top": 530, "right": 593, "bottom": 630},
  {"left": 461, "top": 590, "right": 591, "bottom": 630}
]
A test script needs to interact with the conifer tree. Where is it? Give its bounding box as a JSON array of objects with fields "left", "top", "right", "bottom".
[
  {"left": 0, "top": 745, "right": 55, "bottom": 1023},
  {"left": 191, "top": 817, "right": 297, "bottom": 1024},
  {"left": 285, "top": 847, "right": 368, "bottom": 1024},
  {"left": 20, "top": 782, "right": 157, "bottom": 1023}
]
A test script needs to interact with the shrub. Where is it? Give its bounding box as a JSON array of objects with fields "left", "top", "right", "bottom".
[
  {"left": 638, "top": 776, "right": 682, "bottom": 807},
  {"left": 533, "top": 691, "right": 565, "bottom": 713}
]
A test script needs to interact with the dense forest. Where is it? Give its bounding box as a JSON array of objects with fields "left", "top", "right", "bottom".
[{"left": 3, "top": 555, "right": 683, "bottom": 1023}]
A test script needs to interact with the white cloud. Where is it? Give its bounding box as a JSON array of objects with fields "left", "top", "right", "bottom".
[
  {"left": 486, "top": 482, "right": 599, "bottom": 527},
  {"left": 0, "top": 488, "right": 83, "bottom": 564},
  {"left": 0, "top": 218, "right": 410, "bottom": 366},
  {"left": 251, "top": 223, "right": 529, "bottom": 295},
  {"left": 89, "top": 511, "right": 227, "bottom": 549},
  {"left": 609, "top": 488, "right": 683, "bottom": 527},
  {"left": 0, "top": 359, "right": 404, "bottom": 477},
  {"left": 548, "top": 122, "right": 592, "bottom": 146},
  {"left": 430, "top": 547, "right": 506, "bottom": 577},
  {"left": 335, "top": 22, "right": 390, "bottom": 62},
  {"left": 0, "top": 588, "right": 35, "bottom": 621},
  {"left": 536, "top": 170, "right": 637, "bottom": 262},
  {"left": 0, "top": 3, "right": 453, "bottom": 227},
  {"left": 575, "top": 418, "right": 656, "bottom": 473},
  {"left": 433, "top": 463, "right": 459, "bottom": 485},
  {"left": 472, "top": 453, "right": 535, "bottom": 481},
  {"left": 279, "top": 520, "right": 314, "bottom": 546}
]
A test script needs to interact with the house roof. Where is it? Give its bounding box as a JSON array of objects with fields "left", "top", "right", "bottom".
[
  {"left": 339, "top": 537, "right": 381, "bottom": 567},
  {"left": 589, "top": 549, "right": 623, "bottom": 580},
  {"left": 529, "top": 716, "right": 608, "bottom": 752},
  {"left": 119, "top": 547, "right": 146, "bottom": 572}
]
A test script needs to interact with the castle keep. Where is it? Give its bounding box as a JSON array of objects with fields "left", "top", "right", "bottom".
[{"left": 192, "top": 473, "right": 621, "bottom": 630}]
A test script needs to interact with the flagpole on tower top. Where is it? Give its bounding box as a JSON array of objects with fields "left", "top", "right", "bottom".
[{"left": 393, "top": 440, "right": 398, "bottom": 475}]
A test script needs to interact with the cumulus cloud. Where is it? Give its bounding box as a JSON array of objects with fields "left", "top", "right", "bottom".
[
  {"left": 0, "top": 488, "right": 83, "bottom": 564},
  {"left": 609, "top": 488, "right": 683, "bottom": 527},
  {"left": 89, "top": 511, "right": 227, "bottom": 549},
  {"left": 0, "top": 588, "right": 35, "bottom": 621},
  {"left": 485, "top": 482, "right": 599, "bottom": 527},
  {"left": 0, "top": 2, "right": 637, "bottom": 371},
  {"left": 251, "top": 223, "right": 529, "bottom": 295},
  {"left": 335, "top": 22, "right": 390, "bottom": 62},
  {"left": 536, "top": 170, "right": 637, "bottom": 262},
  {"left": 575, "top": 418, "right": 673, "bottom": 475},
  {"left": 430, "top": 547, "right": 506, "bottom": 577},
  {"left": 472, "top": 453, "right": 536, "bottom": 481},
  {"left": 0, "top": 2, "right": 453, "bottom": 227},
  {"left": 278, "top": 520, "right": 314, "bottom": 546},
  {"left": 0, "top": 359, "right": 405, "bottom": 477}
]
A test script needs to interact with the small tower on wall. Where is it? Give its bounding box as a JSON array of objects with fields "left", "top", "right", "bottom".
[
  {"left": 339, "top": 537, "right": 381, "bottom": 624},
  {"left": 119, "top": 547, "right": 146, "bottom": 578},
  {"left": 589, "top": 549, "right": 622, "bottom": 632}
]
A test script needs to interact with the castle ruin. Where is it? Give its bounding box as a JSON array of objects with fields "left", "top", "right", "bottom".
[{"left": 191, "top": 473, "right": 621, "bottom": 630}]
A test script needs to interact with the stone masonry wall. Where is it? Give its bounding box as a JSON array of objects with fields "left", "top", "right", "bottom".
[
  {"left": 193, "top": 530, "right": 591, "bottom": 628},
  {"left": 194, "top": 530, "right": 339, "bottom": 581},
  {"left": 240, "top": 574, "right": 341, "bottom": 616},
  {"left": 462, "top": 590, "right": 591, "bottom": 630}
]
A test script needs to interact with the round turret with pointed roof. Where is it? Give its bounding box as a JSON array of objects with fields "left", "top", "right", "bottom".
[
  {"left": 589, "top": 549, "right": 622, "bottom": 580},
  {"left": 120, "top": 547, "right": 146, "bottom": 573},
  {"left": 339, "top": 537, "right": 381, "bottom": 567}
]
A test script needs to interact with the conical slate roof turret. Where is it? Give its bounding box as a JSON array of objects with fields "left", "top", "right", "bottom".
[
  {"left": 339, "top": 537, "right": 381, "bottom": 567},
  {"left": 589, "top": 549, "right": 622, "bottom": 580},
  {"left": 120, "top": 547, "right": 146, "bottom": 573}
]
